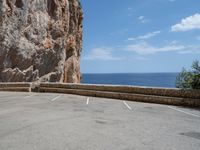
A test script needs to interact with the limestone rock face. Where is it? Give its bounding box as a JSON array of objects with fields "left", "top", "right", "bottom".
[{"left": 0, "top": 0, "right": 83, "bottom": 83}]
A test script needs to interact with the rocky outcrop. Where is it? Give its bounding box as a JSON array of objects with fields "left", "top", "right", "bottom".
[{"left": 0, "top": 0, "right": 83, "bottom": 83}]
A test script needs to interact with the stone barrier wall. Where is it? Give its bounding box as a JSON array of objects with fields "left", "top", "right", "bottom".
[
  {"left": 39, "top": 83, "right": 200, "bottom": 107},
  {"left": 0, "top": 83, "right": 32, "bottom": 92},
  {"left": 40, "top": 83, "right": 200, "bottom": 99},
  {"left": 0, "top": 82, "right": 199, "bottom": 107}
]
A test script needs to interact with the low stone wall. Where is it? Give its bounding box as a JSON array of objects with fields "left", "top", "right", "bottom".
[
  {"left": 0, "top": 83, "right": 31, "bottom": 92},
  {"left": 0, "top": 82, "right": 199, "bottom": 107},
  {"left": 40, "top": 83, "right": 200, "bottom": 99},
  {"left": 39, "top": 83, "right": 200, "bottom": 107}
]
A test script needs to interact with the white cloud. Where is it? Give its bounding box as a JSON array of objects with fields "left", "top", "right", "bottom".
[
  {"left": 83, "top": 42, "right": 200, "bottom": 61},
  {"left": 171, "top": 13, "right": 200, "bottom": 32},
  {"left": 138, "top": 16, "right": 149, "bottom": 23},
  {"left": 128, "top": 31, "right": 161, "bottom": 41},
  {"left": 138, "top": 16, "right": 145, "bottom": 20},
  {"left": 84, "top": 48, "right": 124, "bottom": 60},
  {"left": 126, "top": 42, "right": 186, "bottom": 55},
  {"left": 178, "top": 45, "right": 200, "bottom": 54}
]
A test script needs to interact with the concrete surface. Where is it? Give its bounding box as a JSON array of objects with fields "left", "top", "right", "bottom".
[{"left": 0, "top": 92, "right": 200, "bottom": 150}]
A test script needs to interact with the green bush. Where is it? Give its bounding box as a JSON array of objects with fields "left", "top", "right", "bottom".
[{"left": 176, "top": 60, "right": 200, "bottom": 89}]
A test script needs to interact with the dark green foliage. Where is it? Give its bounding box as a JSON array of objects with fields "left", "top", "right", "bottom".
[
  {"left": 190, "top": 73, "right": 200, "bottom": 89},
  {"left": 176, "top": 60, "right": 200, "bottom": 89},
  {"left": 176, "top": 68, "right": 192, "bottom": 89}
]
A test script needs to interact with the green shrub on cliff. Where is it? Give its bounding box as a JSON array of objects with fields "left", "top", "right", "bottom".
[{"left": 176, "top": 60, "right": 200, "bottom": 89}]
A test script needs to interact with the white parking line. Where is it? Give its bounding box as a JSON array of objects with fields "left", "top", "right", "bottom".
[
  {"left": 168, "top": 106, "right": 200, "bottom": 118},
  {"left": 123, "top": 101, "right": 132, "bottom": 110},
  {"left": 51, "top": 95, "right": 62, "bottom": 101},
  {"left": 23, "top": 94, "right": 36, "bottom": 99},
  {"left": 86, "top": 97, "right": 90, "bottom": 105}
]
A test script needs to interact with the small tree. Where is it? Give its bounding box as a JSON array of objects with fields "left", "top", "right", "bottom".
[{"left": 176, "top": 60, "right": 200, "bottom": 89}]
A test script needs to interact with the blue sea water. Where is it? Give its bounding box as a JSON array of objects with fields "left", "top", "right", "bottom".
[{"left": 81, "top": 73, "right": 179, "bottom": 88}]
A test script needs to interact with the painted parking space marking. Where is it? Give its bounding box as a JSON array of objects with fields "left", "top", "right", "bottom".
[
  {"left": 51, "top": 95, "right": 62, "bottom": 101},
  {"left": 168, "top": 106, "right": 200, "bottom": 118},
  {"left": 86, "top": 97, "right": 90, "bottom": 105},
  {"left": 123, "top": 101, "right": 132, "bottom": 110}
]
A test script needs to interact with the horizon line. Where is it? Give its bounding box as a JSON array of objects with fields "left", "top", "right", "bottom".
[{"left": 81, "top": 72, "right": 180, "bottom": 74}]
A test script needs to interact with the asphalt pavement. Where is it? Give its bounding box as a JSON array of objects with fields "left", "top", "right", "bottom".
[{"left": 0, "top": 91, "right": 199, "bottom": 150}]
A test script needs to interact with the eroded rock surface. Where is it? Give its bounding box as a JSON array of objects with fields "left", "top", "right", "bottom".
[{"left": 0, "top": 0, "right": 83, "bottom": 83}]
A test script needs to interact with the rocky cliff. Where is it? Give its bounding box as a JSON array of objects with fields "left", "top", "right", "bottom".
[{"left": 0, "top": 0, "right": 83, "bottom": 83}]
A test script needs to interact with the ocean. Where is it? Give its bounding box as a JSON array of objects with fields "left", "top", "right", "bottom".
[{"left": 81, "top": 73, "right": 179, "bottom": 88}]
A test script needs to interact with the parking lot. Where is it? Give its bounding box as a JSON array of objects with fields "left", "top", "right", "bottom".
[{"left": 0, "top": 91, "right": 199, "bottom": 150}]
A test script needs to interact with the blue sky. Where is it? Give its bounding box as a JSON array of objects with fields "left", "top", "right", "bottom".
[{"left": 80, "top": 0, "right": 200, "bottom": 73}]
